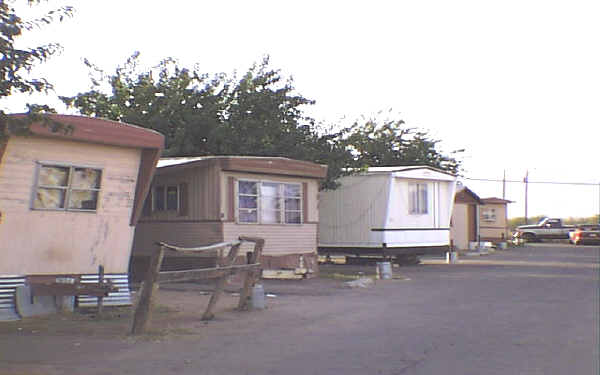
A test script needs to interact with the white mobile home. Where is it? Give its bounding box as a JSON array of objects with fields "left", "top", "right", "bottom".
[{"left": 318, "top": 166, "right": 457, "bottom": 257}]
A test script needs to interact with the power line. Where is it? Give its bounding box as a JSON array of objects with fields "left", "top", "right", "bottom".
[{"left": 464, "top": 177, "right": 600, "bottom": 186}]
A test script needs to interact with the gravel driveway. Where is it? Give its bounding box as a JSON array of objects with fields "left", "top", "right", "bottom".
[{"left": 1, "top": 243, "right": 598, "bottom": 375}]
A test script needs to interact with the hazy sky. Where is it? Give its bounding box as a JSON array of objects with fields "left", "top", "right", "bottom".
[{"left": 5, "top": 0, "right": 600, "bottom": 218}]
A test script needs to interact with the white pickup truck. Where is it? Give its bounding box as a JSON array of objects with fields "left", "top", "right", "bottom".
[{"left": 514, "top": 218, "right": 575, "bottom": 241}]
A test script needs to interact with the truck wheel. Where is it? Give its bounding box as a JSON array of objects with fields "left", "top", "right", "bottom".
[{"left": 522, "top": 233, "right": 537, "bottom": 242}]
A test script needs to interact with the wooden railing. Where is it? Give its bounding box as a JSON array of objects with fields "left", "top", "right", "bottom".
[{"left": 131, "top": 236, "right": 264, "bottom": 335}]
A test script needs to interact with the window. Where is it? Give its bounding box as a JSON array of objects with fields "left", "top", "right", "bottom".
[
  {"left": 144, "top": 183, "right": 188, "bottom": 216},
  {"left": 154, "top": 186, "right": 165, "bottom": 211},
  {"left": 237, "top": 180, "right": 302, "bottom": 224},
  {"left": 153, "top": 185, "right": 180, "bottom": 212},
  {"left": 482, "top": 208, "right": 497, "bottom": 222},
  {"left": 33, "top": 164, "right": 102, "bottom": 212},
  {"left": 409, "top": 183, "right": 428, "bottom": 215},
  {"left": 166, "top": 186, "right": 178, "bottom": 210}
]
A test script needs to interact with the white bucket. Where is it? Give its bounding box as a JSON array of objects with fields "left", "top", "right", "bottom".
[
  {"left": 377, "top": 262, "right": 392, "bottom": 280},
  {"left": 251, "top": 284, "right": 265, "bottom": 309},
  {"left": 446, "top": 252, "right": 459, "bottom": 264}
]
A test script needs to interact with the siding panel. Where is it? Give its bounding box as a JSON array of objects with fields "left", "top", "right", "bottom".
[
  {"left": 223, "top": 223, "right": 318, "bottom": 257},
  {"left": 132, "top": 222, "right": 224, "bottom": 256},
  {"left": 0, "top": 136, "right": 140, "bottom": 275},
  {"left": 318, "top": 174, "right": 390, "bottom": 246}
]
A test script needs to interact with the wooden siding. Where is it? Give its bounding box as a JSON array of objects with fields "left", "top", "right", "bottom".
[
  {"left": 318, "top": 174, "right": 390, "bottom": 247},
  {"left": 0, "top": 136, "right": 141, "bottom": 275},
  {"left": 222, "top": 222, "right": 318, "bottom": 257},
  {"left": 220, "top": 157, "right": 327, "bottom": 179},
  {"left": 132, "top": 221, "right": 224, "bottom": 256},
  {"left": 142, "top": 163, "right": 221, "bottom": 222}
]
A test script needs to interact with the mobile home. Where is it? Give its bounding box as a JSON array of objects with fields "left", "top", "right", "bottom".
[
  {"left": 0, "top": 115, "right": 163, "bottom": 319},
  {"left": 318, "top": 166, "right": 457, "bottom": 257},
  {"left": 131, "top": 156, "right": 327, "bottom": 279}
]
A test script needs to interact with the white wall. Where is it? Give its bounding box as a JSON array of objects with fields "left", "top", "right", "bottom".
[{"left": 318, "top": 174, "right": 390, "bottom": 247}]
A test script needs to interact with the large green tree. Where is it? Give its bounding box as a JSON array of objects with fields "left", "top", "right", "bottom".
[
  {"left": 65, "top": 54, "right": 463, "bottom": 188},
  {"left": 62, "top": 53, "right": 226, "bottom": 156},
  {"left": 0, "top": 0, "right": 73, "bottom": 140},
  {"left": 340, "top": 118, "right": 462, "bottom": 175}
]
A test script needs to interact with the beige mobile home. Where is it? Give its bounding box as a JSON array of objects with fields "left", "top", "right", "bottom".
[
  {"left": 131, "top": 156, "right": 327, "bottom": 279},
  {"left": 479, "top": 197, "right": 513, "bottom": 242},
  {"left": 318, "top": 166, "right": 457, "bottom": 258},
  {"left": 0, "top": 115, "right": 163, "bottom": 320}
]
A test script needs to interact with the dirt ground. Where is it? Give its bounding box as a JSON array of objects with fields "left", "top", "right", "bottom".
[
  {"left": 1, "top": 245, "right": 598, "bottom": 375},
  {"left": 0, "top": 266, "right": 373, "bottom": 374}
]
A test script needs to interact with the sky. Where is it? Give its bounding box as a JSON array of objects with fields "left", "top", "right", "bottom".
[{"left": 4, "top": 0, "right": 600, "bottom": 219}]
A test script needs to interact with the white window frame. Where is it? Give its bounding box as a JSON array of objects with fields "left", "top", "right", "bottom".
[
  {"left": 236, "top": 179, "right": 303, "bottom": 225},
  {"left": 409, "top": 182, "right": 429, "bottom": 215},
  {"left": 31, "top": 161, "right": 103, "bottom": 212},
  {"left": 481, "top": 208, "right": 497, "bottom": 222}
]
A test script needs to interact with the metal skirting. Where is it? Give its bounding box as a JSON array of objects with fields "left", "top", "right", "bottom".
[
  {"left": 0, "top": 276, "right": 25, "bottom": 321},
  {"left": 77, "top": 273, "right": 132, "bottom": 307}
]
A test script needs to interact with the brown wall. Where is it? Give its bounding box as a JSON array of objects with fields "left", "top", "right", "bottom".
[
  {"left": 132, "top": 164, "right": 322, "bottom": 273},
  {"left": 132, "top": 221, "right": 224, "bottom": 256},
  {"left": 142, "top": 163, "right": 222, "bottom": 222}
]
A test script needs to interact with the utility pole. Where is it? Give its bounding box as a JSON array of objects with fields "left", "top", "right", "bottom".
[
  {"left": 502, "top": 170, "right": 506, "bottom": 200},
  {"left": 524, "top": 170, "right": 529, "bottom": 224}
]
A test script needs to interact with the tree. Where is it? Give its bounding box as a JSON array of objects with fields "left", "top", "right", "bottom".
[
  {"left": 65, "top": 55, "right": 463, "bottom": 188},
  {"left": 63, "top": 55, "right": 353, "bottom": 188},
  {"left": 338, "top": 117, "right": 463, "bottom": 175},
  {"left": 0, "top": 0, "right": 74, "bottom": 141},
  {"left": 62, "top": 53, "right": 226, "bottom": 156}
]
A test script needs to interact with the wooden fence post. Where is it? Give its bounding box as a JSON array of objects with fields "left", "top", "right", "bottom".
[
  {"left": 238, "top": 237, "right": 264, "bottom": 310},
  {"left": 131, "top": 245, "right": 165, "bottom": 335},
  {"left": 97, "top": 265, "right": 104, "bottom": 318},
  {"left": 201, "top": 243, "right": 241, "bottom": 321}
]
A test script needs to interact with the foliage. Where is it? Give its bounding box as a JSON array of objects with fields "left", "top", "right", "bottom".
[
  {"left": 64, "top": 54, "right": 463, "bottom": 189},
  {"left": 62, "top": 53, "right": 226, "bottom": 156},
  {"left": 338, "top": 117, "right": 463, "bottom": 175},
  {"left": 0, "top": 0, "right": 74, "bottom": 142}
]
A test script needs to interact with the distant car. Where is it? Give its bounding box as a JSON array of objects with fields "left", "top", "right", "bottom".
[
  {"left": 514, "top": 217, "right": 575, "bottom": 242},
  {"left": 569, "top": 224, "right": 600, "bottom": 245}
]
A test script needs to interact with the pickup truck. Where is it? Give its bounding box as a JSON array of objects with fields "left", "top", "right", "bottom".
[{"left": 514, "top": 218, "right": 575, "bottom": 241}]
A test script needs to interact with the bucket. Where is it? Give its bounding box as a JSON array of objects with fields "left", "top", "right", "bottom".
[
  {"left": 377, "top": 262, "right": 392, "bottom": 280},
  {"left": 251, "top": 284, "right": 265, "bottom": 309},
  {"left": 446, "top": 252, "right": 458, "bottom": 264}
]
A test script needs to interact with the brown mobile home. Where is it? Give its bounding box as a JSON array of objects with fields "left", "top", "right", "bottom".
[
  {"left": 131, "top": 156, "right": 327, "bottom": 278},
  {"left": 0, "top": 115, "right": 163, "bottom": 320}
]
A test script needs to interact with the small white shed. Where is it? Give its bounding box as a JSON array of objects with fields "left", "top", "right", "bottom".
[{"left": 318, "top": 166, "right": 457, "bottom": 256}]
